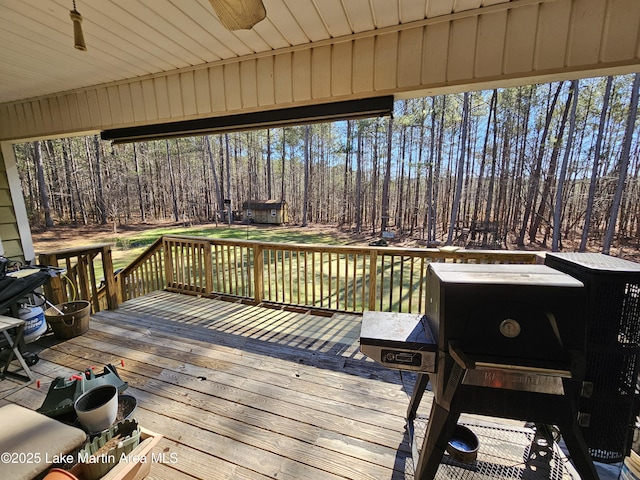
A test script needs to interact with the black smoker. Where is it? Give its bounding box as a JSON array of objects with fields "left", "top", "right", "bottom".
[
  {"left": 545, "top": 253, "right": 640, "bottom": 463},
  {"left": 361, "top": 263, "right": 600, "bottom": 479}
]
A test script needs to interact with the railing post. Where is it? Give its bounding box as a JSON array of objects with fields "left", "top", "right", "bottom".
[
  {"left": 253, "top": 243, "right": 264, "bottom": 304},
  {"left": 163, "top": 237, "right": 174, "bottom": 290},
  {"left": 115, "top": 272, "right": 124, "bottom": 305},
  {"left": 77, "top": 254, "right": 93, "bottom": 310},
  {"left": 204, "top": 243, "right": 213, "bottom": 295},
  {"left": 101, "top": 245, "right": 118, "bottom": 310},
  {"left": 368, "top": 249, "right": 378, "bottom": 311},
  {"left": 39, "top": 253, "right": 66, "bottom": 306}
]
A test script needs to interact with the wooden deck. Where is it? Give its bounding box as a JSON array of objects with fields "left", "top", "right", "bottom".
[
  {"left": 0, "top": 291, "right": 621, "bottom": 480},
  {"left": 1, "top": 291, "right": 420, "bottom": 480}
]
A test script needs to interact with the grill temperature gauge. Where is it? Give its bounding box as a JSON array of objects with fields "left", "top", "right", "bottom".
[{"left": 499, "top": 319, "right": 521, "bottom": 338}]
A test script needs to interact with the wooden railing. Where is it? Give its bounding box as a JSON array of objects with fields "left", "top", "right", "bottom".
[
  {"left": 39, "top": 244, "right": 117, "bottom": 313},
  {"left": 39, "top": 236, "right": 542, "bottom": 315},
  {"left": 158, "top": 236, "right": 541, "bottom": 314},
  {"left": 114, "top": 237, "right": 165, "bottom": 304}
]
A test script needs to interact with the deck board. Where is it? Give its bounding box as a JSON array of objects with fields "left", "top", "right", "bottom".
[{"left": 2, "top": 291, "right": 415, "bottom": 479}]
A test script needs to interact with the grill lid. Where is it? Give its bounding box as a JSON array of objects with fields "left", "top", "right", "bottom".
[
  {"left": 429, "top": 263, "right": 584, "bottom": 288},
  {"left": 360, "top": 311, "right": 436, "bottom": 350},
  {"left": 546, "top": 252, "right": 640, "bottom": 273}
]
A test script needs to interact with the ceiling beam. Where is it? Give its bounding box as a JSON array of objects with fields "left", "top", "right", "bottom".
[{"left": 101, "top": 96, "right": 394, "bottom": 143}]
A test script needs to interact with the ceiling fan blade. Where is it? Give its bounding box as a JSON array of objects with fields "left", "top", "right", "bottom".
[{"left": 209, "top": 0, "right": 267, "bottom": 30}]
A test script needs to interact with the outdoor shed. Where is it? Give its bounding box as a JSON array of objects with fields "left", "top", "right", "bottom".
[{"left": 242, "top": 200, "right": 288, "bottom": 225}]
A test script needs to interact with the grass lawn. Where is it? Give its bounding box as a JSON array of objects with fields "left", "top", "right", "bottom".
[
  {"left": 32, "top": 221, "right": 356, "bottom": 273},
  {"left": 112, "top": 224, "right": 352, "bottom": 271},
  {"left": 32, "top": 222, "right": 414, "bottom": 312}
]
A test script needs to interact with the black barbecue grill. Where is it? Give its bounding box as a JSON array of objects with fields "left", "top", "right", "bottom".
[
  {"left": 545, "top": 253, "right": 640, "bottom": 463},
  {"left": 361, "top": 262, "right": 600, "bottom": 480}
]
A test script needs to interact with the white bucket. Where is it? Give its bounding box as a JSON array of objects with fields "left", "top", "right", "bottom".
[
  {"left": 74, "top": 384, "right": 118, "bottom": 433},
  {"left": 20, "top": 305, "right": 46, "bottom": 343}
]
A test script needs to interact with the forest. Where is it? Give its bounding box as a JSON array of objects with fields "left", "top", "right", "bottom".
[{"left": 13, "top": 74, "right": 640, "bottom": 254}]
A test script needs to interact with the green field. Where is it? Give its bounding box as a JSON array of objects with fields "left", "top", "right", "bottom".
[{"left": 108, "top": 224, "right": 348, "bottom": 272}]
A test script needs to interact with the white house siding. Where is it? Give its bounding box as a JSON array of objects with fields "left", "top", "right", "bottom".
[
  {"left": 0, "top": 145, "right": 34, "bottom": 262},
  {"left": 0, "top": 0, "right": 639, "bottom": 142}
]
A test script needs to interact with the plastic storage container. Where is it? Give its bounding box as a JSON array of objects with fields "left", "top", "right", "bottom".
[{"left": 78, "top": 418, "right": 141, "bottom": 480}]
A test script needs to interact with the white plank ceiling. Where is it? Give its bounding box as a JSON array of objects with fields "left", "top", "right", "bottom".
[{"left": 0, "top": 0, "right": 511, "bottom": 105}]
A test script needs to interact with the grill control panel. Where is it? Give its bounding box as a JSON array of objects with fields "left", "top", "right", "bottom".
[
  {"left": 360, "top": 312, "right": 437, "bottom": 372},
  {"left": 382, "top": 349, "right": 422, "bottom": 368}
]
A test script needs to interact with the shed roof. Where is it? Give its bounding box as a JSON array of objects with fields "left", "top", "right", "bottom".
[{"left": 243, "top": 200, "right": 287, "bottom": 210}]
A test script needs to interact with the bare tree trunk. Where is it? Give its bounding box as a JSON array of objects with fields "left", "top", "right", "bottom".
[
  {"left": 603, "top": 73, "right": 640, "bottom": 254},
  {"left": 517, "top": 82, "right": 563, "bottom": 246},
  {"left": 61, "top": 138, "right": 77, "bottom": 223},
  {"left": 34, "top": 141, "right": 54, "bottom": 227},
  {"left": 308, "top": 133, "right": 315, "bottom": 222},
  {"left": 119, "top": 147, "right": 131, "bottom": 223},
  {"left": 355, "top": 124, "right": 363, "bottom": 234},
  {"left": 302, "top": 125, "right": 310, "bottom": 227},
  {"left": 67, "top": 139, "right": 88, "bottom": 225},
  {"left": 205, "top": 136, "right": 224, "bottom": 221},
  {"left": 446, "top": 92, "right": 470, "bottom": 245},
  {"left": 371, "top": 121, "right": 380, "bottom": 236},
  {"left": 411, "top": 103, "right": 426, "bottom": 237},
  {"left": 92, "top": 135, "right": 108, "bottom": 225},
  {"left": 151, "top": 144, "right": 162, "bottom": 218},
  {"left": 423, "top": 96, "right": 439, "bottom": 243},
  {"left": 482, "top": 91, "right": 500, "bottom": 247},
  {"left": 505, "top": 86, "right": 533, "bottom": 243},
  {"left": 471, "top": 89, "right": 498, "bottom": 240},
  {"left": 225, "top": 134, "right": 233, "bottom": 222},
  {"left": 461, "top": 117, "right": 477, "bottom": 231},
  {"left": 530, "top": 83, "right": 573, "bottom": 245},
  {"left": 233, "top": 135, "right": 242, "bottom": 216},
  {"left": 619, "top": 142, "right": 640, "bottom": 238},
  {"left": 280, "top": 129, "right": 286, "bottom": 202},
  {"left": 552, "top": 80, "right": 579, "bottom": 251},
  {"left": 42, "top": 141, "right": 63, "bottom": 220},
  {"left": 433, "top": 98, "right": 446, "bottom": 242},
  {"left": 174, "top": 140, "right": 186, "bottom": 221},
  {"left": 246, "top": 133, "right": 254, "bottom": 204},
  {"left": 581, "top": 76, "right": 613, "bottom": 251},
  {"left": 165, "top": 140, "right": 179, "bottom": 222},
  {"left": 381, "top": 116, "right": 394, "bottom": 233},
  {"left": 340, "top": 121, "right": 352, "bottom": 227},
  {"left": 132, "top": 144, "right": 146, "bottom": 222},
  {"left": 396, "top": 125, "right": 407, "bottom": 235},
  {"left": 266, "top": 128, "right": 272, "bottom": 199}
]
